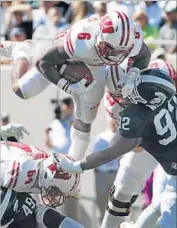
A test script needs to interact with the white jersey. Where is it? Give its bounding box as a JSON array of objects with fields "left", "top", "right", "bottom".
[
  {"left": 61, "top": 17, "right": 143, "bottom": 66},
  {"left": 0, "top": 142, "right": 48, "bottom": 193}
]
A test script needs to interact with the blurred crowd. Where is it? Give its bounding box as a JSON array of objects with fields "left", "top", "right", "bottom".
[{"left": 0, "top": 0, "right": 177, "bottom": 54}]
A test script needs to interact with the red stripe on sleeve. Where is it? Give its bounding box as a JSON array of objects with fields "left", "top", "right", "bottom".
[
  {"left": 12, "top": 162, "right": 20, "bottom": 188},
  {"left": 8, "top": 161, "right": 16, "bottom": 188}
]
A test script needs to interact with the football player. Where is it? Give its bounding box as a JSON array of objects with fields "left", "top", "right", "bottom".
[
  {"left": 59, "top": 68, "right": 177, "bottom": 228},
  {"left": 0, "top": 140, "right": 83, "bottom": 228},
  {"left": 0, "top": 11, "right": 151, "bottom": 161},
  {"left": 98, "top": 59, "right": 177, "bottom": 227},
  {"left": 0, "top": 187, "right": 84, "bottom": 228}
]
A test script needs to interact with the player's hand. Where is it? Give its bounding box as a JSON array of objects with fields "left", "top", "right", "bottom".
[
  {"left": 122, "top": 67, "right": 140, "bottom": 99},
  {"left": 1, "top": 123, "right": 29, "bottom": 142},
  {"left": 58, "top": 78, "right": 96, "bottom": 97},
  {"left": 54, "top": 154, "right": 84, "bottom": 173}
]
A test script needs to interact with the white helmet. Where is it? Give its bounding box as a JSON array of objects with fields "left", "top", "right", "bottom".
[
  {"left": 148, "top": 59, "right": 177, "bottom": 80},
  {"left": 96, "top": 11, "right": 135, "bottom": 65},
  {"left": 39, "top": 154, "right": 80, "bottom": 207}
]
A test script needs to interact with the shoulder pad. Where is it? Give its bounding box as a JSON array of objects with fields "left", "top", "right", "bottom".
[{"left": 118, "top": 104, "right": 145, "bottom": 138}]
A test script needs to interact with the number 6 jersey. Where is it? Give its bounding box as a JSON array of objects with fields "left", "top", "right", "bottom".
[{"left": 119, "top": 96, "right": 177, "bottom": 175}]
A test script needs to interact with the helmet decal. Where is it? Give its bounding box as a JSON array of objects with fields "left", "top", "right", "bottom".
[{"left": 100, "top": 16, "right": 114, "bottom": 34}]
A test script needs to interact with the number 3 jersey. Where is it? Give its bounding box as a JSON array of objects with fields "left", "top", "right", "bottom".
[
  {"left": 119, "top": 96, "right": 177, "bottom": 176},
  {"left": 0, "top": 142, "right": 48, "bottom": 193}
]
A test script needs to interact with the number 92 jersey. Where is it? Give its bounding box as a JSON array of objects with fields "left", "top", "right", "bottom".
[{"left": 119, "top": 96, "right": 177, "bottom": 176}]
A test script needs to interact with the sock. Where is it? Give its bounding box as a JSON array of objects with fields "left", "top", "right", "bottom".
[
  {"left": 101, "top": 210, "right": 124, "bottom": 228},
  {"left": 59, "top": 217, "right": 84, "bottom": 228},
  {"left": 68, "top": 126, "right": 90, "bottom": 161},
  {"left": 134, "top": 205, "right": 160, "bottom": 228}
]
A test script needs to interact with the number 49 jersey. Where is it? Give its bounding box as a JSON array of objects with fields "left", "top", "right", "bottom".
[{"left": 119, "top": 96, "right": 177, "bottom": 175}]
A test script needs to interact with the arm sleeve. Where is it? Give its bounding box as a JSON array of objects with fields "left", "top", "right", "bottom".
[
  {"left": 131, "top": 42, "right": 151, "bottom": 70},
  {"left": 80, "top": 133, "right": 142, "bottom": 170}
]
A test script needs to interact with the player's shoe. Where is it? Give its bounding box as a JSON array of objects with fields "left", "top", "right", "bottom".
[
  {"left": 120, "top": 222, "right": 135, "bottom": 228},
  {"left": 0, "top": 42, "right": 16, "bottom": 58}
]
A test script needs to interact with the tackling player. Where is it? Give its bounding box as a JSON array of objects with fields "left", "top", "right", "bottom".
[
  {"left": 0, "top": 11, "right": 151, "bottom": 161},
  {"left": 59, "top": 68, "right": 177, "bottom": 228},
  {"left": 99, "top": 59, "right": 177, "bottom": 227}
]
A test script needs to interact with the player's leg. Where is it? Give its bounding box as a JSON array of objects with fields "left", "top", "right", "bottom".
[
  {"left": 101, "top": 150, "right": 157, "bottom": 228},
  {"left": 1, "top": 41, "right": 50, "bottom": 99},
  {"left": 35, "top": 204, "right": 84, "bottom": 228},
  {"left": 128, "top": 164, "right": 167, "bottom": 228},
  {"left": 68, "top": 70, "right": 106, "bottom": 160},
  {"left": 68, "top": 99, "right": 99, "bottom": 161},
  {"left": 160, "top": 174, "right": 176, "bottom": 228}
]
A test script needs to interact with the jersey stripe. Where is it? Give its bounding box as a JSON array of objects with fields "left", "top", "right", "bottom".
[
  {"left": 8, "top": 161, "right": 16, "bottom": 188},
  {"left": 12, "top": 162, "right": 20, "bottom": 188},
  {"left": 106, "top": 108, "right": 117, "bottom": 120},
  {"left": 66, "top": 29, "right": 74, "bottom": 56},
  {"left": 164, "top": 60, "right": 176, "bottom": 79},
  {"left": 1, "top": 141, "right": 32, "bottom": 153}
]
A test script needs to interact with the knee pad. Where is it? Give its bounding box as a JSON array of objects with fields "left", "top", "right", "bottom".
[{"left": 107, "top": 185, "right": 138, "bottom": 217}]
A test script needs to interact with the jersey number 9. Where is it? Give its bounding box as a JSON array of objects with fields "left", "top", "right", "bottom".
[{"left": 154, "top": 109, "right": 177, "bottom": 145}]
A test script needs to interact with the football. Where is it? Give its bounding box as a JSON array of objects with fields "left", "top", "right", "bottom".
[{"left": 59, "top": 59, "right": 94, "bottom": 86}]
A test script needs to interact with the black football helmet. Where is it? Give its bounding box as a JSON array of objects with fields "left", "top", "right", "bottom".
[
  {"left": 124, "top": 68, "right": 176, "bottom": 109},
  {"left": 0, "top": 187, "right": 18, "bottom": 227}
]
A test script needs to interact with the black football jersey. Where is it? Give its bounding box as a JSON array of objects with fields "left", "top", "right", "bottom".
[
  {"left": 119, "top": 96, "right": 177, "bottom": 175},
  {"left": 0, "top": 187, "right": 36, "bottom": 228}
]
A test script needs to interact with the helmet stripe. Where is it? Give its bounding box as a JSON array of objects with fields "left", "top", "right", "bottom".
[
  {"left": 117, "top": 12, "right": 125, "bottom": 46},
  {"left": 122, "top": 13, "right": 130, "bottom": 46},
  {"left": 142, "top": 75, "right": 176, "bottom": 92},
  {"left": 164, "top": 60, "right": 176, "bottom": 79}
]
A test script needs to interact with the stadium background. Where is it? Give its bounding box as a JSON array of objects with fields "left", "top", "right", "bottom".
[{"left": 1, "top": 1, "right": 176, "bottom": 227}]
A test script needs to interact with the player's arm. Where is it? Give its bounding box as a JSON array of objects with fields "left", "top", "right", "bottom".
[
  {"left": 130, "top": 42, "right": 151, "bottom": 70},
  {"left": 36, "top": 43, "right": 92, "bottom": 97},
  {"left": 60, "top": 109, "right": 144, "bottom": 173},
  {"left": 80, "top": 133, "right": 141, "bottom": 171}
]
